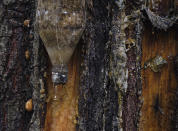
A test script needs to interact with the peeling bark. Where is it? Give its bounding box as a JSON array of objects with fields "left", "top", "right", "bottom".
[{"left": 144, "top": 8, "right": 177, "bottom": 30}]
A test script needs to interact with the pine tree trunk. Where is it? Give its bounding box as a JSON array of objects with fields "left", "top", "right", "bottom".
[{"left": 0, "top": 0, "right": 177, "bottom": 131}]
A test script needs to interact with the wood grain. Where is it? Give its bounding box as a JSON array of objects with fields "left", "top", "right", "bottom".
[{"left": 140, "top": 24, "right": 178, "bottom": 131}]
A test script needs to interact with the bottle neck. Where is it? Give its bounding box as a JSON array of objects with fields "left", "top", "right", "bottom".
[{"left": 51, "top": 65, "right": 68, "bottom": 85}]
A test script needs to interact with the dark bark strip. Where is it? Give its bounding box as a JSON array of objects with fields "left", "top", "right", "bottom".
[
  {"left": 0, "top": 1, "right": 34, "bottom": 130},
  {"left": 78, "top": 0, "right": 115, "bottom": 130},
  {"left": 0, "top": 0, "right": 47, "bottom": 130},
  {"left": 174, "top": 55, "right": 178, "bottom": 130}
]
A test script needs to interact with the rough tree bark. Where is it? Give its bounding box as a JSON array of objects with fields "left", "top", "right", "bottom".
[
  {"left": 0, "top": 0, "right": 177, "bottom": 131},
  {"left": 0, "top": 0, "right": 47, "bottom": 130}
]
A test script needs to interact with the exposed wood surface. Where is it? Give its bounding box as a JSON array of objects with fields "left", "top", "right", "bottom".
[
  {"left": 140, "top": 24, "right": 178, "bottom": 131},
  {"left": 44, "top": 44, "right": 81, "bottom": 131}
]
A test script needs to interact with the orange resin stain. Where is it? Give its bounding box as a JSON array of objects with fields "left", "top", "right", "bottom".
[
  {"left": 44, "top": 45, "right": 81, "bottom": 131},
  {"left": 139, "top": 24, "right": 178, "bottom": 131}
]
